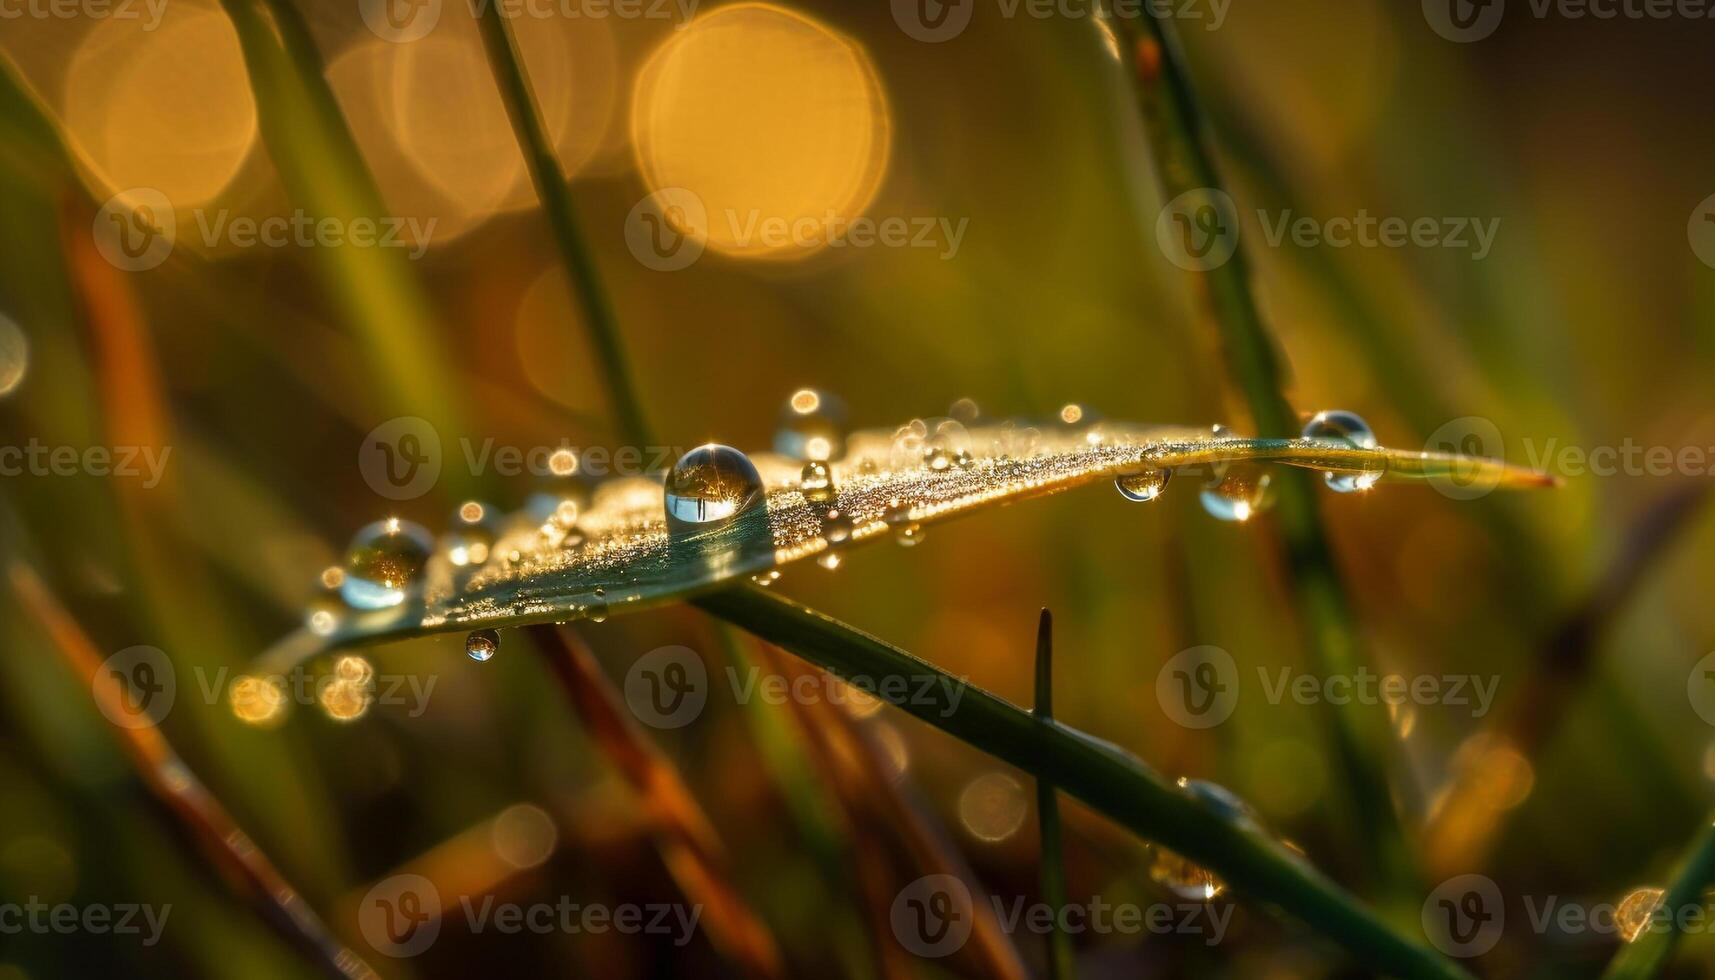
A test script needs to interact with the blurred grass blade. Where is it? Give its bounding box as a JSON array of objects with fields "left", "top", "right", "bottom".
[
  {"left": 7, "top": 561, "right": 377, "bottom": 980},
  {"left": 695, "top": 586, "right": 1470, "bottom": 980},
  {"left": 525, "top": 625, "right": 784, "bottom": 977},
  {"left": 1599, "top": 813, "right": 1715, "bottom": 980},
  {"left": 1034, "top": 609, "right": 1076, "bottom": 980},
  {"left": 474, "top": 2, "right": 651, "bottom": 446},
  {"left": 1110, "top": 7, "right": 1417, "bottom": 896},
  {"left": 218, "top": 0, "right": 466, "bottom": 445}
]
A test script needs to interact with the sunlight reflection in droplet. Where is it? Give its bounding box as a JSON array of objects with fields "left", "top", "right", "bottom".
[
  {"left": 64, "top": 5, "right": 257, "bottom": 206},
  {"left": 631, "top": 2, "right": 891, "bottom": 261}
]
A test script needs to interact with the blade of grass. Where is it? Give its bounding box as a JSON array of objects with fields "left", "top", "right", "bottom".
[
  {"left": 218, "top": 0, "right": 468, "bottom": 452},
  {"left": 1108, "top": 7, "right": 1416, "bottom": 897},
  {"left": 7, "top": 559, "right": 377, "bottom": 980},
  {"left": 474, "top": 3, "right": 652, "bottom": 446},
  {"left": 1034, "top": 609, "right": 1076, "bottom": 980},
  {"left": 694, "top": 585, "right": 1470, "bottom": 980},
  {"left": 1599, "top": 813, "right": 1715, "bottom": 980},
  {"left": 524, "top": 624, "right": 784, "bottom": 977}
]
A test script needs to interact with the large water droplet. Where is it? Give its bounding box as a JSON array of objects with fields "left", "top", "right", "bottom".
[
  {"left": 1200, "top": 464, "right": 1273, "bottom": 523},
  {"left": 1179, "top": 777, "right": 1258, "bottom": 829},
  {"left": 1116, "top": 467, "right": 1170, "bottom": 502},
  {"left": 1301, "top": 409, "right": 1382, "bottom": 493},
  {"left": 664, "top": 444, "right": 765, "bottom": 534},
  {"left": 341, "top": 518, "right": 434, "bottom": 609},
  {"left": 1150, "top": 846, "right": 1226, "bottom": 901},
  {"left": 776, "top": 388, "right": 847, "bottom": 462},
  {"left": 799, "top": 460, "right": 835, "bottom": 503},
  {"left": 466, "top": 628, "right": 500, "bottom": 662}
]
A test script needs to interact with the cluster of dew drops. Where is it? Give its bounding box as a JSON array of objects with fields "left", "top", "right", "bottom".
[{"left": 290, "top": 395, "right": 1382, "bottom": 686}]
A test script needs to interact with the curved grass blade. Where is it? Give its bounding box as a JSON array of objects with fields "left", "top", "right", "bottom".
[{"left": 254, "top": 419, "right": 1553, "bottom": 673}]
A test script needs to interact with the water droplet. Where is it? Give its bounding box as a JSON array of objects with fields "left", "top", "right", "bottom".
[
  {"left": 1178, "top": 777, "right": 1258, "bottom": 828},
  {"left": 1301, "top": 409, "right": 1383, "bottom": 493},
  {"left": 664, "top": 444, "right": 765, "bottom": 534},
  {"left": 341, "top": 518, "right": 434, "bottom": 610},
  {"left": 1200, "top": 464, "right": 1273, "bottom": 523},
  {"left": 949, "top": 397, "right": 980, "bottom": 423},
  {"left": 1150, "top": 846, "right": 1226, "bottom": 901},
  {"left": 588, "top": 590, "right": 609, "bottom": 623},
  {"left": 953, "top": 449, "right": 976, "bottom": 470},
  {"left": 306, "top": 566, "right": 345, "bottom": 635},
  {"left": 1058, "top": 403, "right": 1095, "bottom": 426},
  {"left": 445, "top": 500, "right": 499, "bottom": 568},
  {"left": 924, "top": 447, "right": 952, "bottom": 471},
  {"left": 897, "top": 523, "right": 924, "bottom": 547},
  {"left": 776, "top": 388, "right": 847, "bottom": 461},
  {"left": 823, "top": 510, "right": 854, "bottom": 544},
  {"left": 547, "top": 447, "right": 578, "bottom": 477},
  {"left": 466, "top": 628, "right": 500, "bottom": 662},
  {"left": 1116, "top": 467, "right": 1170, "bottom": 502},
  {"left": 799, "top": 460, "right": 835, "bottom": 503}
]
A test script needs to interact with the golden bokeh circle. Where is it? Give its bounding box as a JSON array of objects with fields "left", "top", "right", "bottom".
[{"left": 630, "top": 3, "right": 891, "bottom": 261}]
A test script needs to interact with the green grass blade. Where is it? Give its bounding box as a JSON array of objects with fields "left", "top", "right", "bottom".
[
  {"left": 1599, "top": 814, "right": 1715, "bottom": 980},
  {"left": 474, "top": 3, "right": 652, "bottom": 446},
  {"left": 1034, "top": 609, "right": 1076, "bottom": 980},
  {"left": 1110, "top": 7, "right": 1416, "bottom": 895},
  {"left": 693, "top": 585, "right": 1471, "bottom": 980}
]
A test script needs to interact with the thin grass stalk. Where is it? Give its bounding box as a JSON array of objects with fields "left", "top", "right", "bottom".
[
  {"left": 474, "top": 5, "right": 652, "bottom": 446},
  {"left": 524, "top": 625, "right": 784, "bottom": 977},
  {"left": 7, "top": 561, "right": 376, "bottom": 980},
  {"left": 695, "top": 585, "right": 1470, "bottom": 980},
  {"left": 1599, "top": 813, "right": 1715, "bottom": 980},
  {"left": 1034, "top": 610, "right": 1076, "bottom": 980},
  {"left": 1107, "top": 7, "right": 1415, "bottom": 896}
]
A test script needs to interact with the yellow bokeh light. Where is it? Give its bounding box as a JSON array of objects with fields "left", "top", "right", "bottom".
[
  {"left": 63, "top": 5, "right": 258, "bottom": 206},
  {"left": 631, "top": 3, "right": 891, "bottom": 260},
  {"left": 492, "top": 803, "right": 559, "bottom": 870},
  {"left": 957, "top": 772, "right": 1028, "bottom": 843},
  {"left": 230, "top": 675, "right": 288, "bottom": 728}
]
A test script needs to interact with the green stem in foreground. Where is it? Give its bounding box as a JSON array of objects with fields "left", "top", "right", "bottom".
[
  {"left": 694, "top": 586, "right": 1469, "bottom": 980},
  {"left": 1599, "top": 813, "right": 1715, "bottom": 980},
  {"left": 1110, "top": 7, "right": 1415, "bottom": 895},
  {"left": 1034, "top": 609, "right": 1076, "bottom": 980},
  {"left": 474, "top": 5, "right": 653, "bottom": 447}
]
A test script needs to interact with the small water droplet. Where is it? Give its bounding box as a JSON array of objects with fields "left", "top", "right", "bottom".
[
  {"left": 949, "top": 397, "right": 980, "bottom": 423},
  {"left": 953, "top": 449, "right": 976, "bottom": 470},
  {"left": 823, "top": 510, "right": 854, "bottom": 544},
  {"left": 799, "top": 460, "right": 835, "bottom": 503},
  {"left": 1200, "top": 464, "right": 1273, "bottom": 523},
  {"left": 1116, "top": 467, "right": 1170, "bottom": 502},
  {"left": 776, "top": 388, "right": 847, "bottom": 461},
  {"left": 1301, "top": 409, "right": 1382, "bottom": 493},
  {"left": 924, "top": 447, "right": 952, "bottom": 471},
  {"left": 1150, "top": 846, "right": 1225, "bottom": 901},
  {"left": 466, "top": 628, "right": 500, "bottom": 662},
  {"left": 341, "top": 518, "right": 434, "bottom": 609},
  {"left": 664, "top": 444, "right": 765, "bottom": 535},
  {"left": 897, "top": 523, "right": 924, "bottom": 547},
  {"left": 445, "top": 500, "right": 499, "bottom": 568}
]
